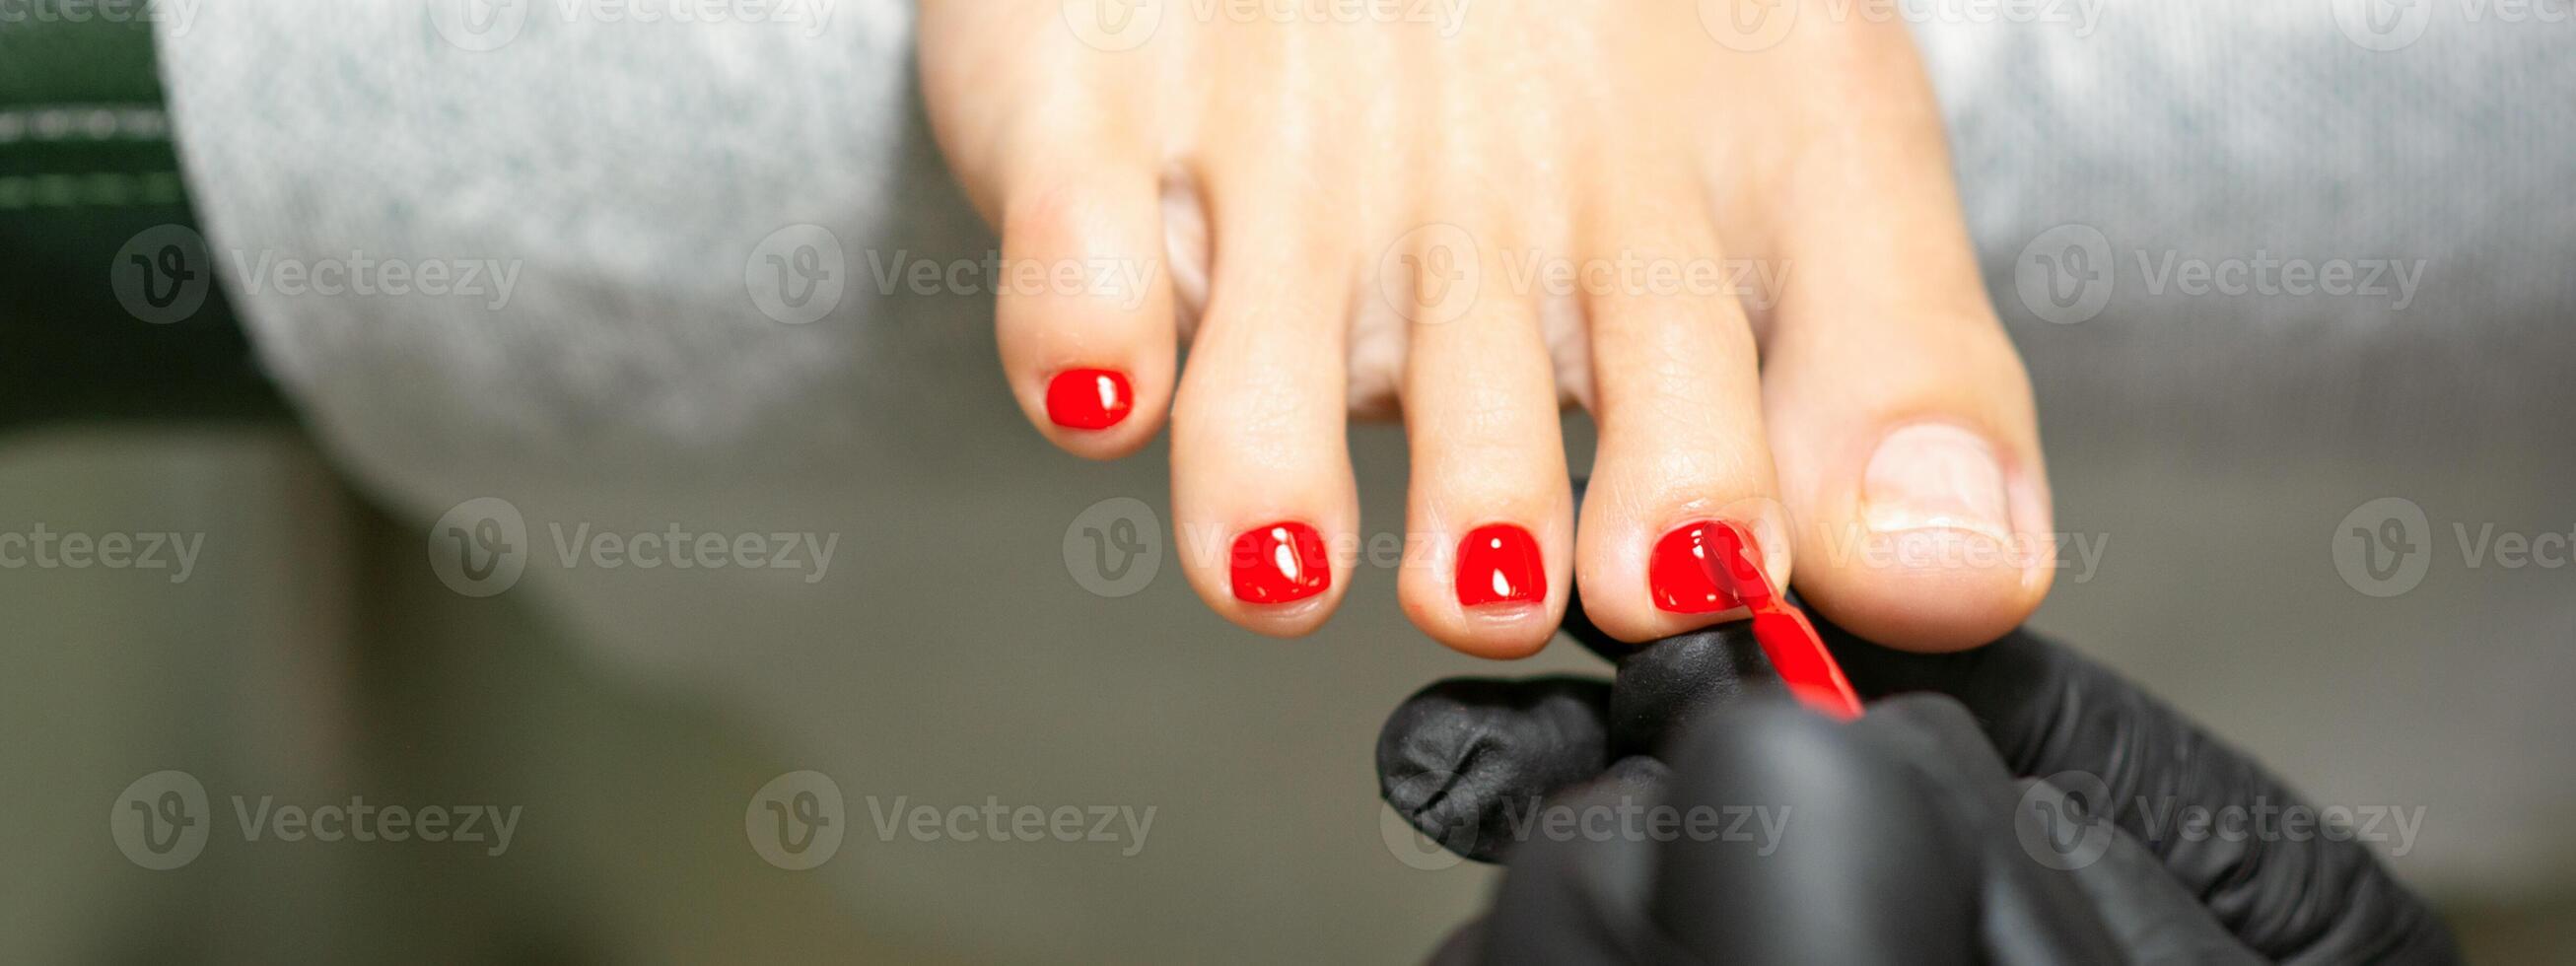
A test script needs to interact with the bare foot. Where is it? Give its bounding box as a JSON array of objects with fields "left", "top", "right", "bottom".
[{"left": 920, "top": 0, "right": 2054, "bottom": 656}]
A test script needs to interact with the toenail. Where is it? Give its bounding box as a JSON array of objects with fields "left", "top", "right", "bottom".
[
  {"left": 1045, "top": 369, "right": 1134, "bottom": 430},
  {"left": 1454, "top": 523, "right": 1544, "bottom": 608},
  {"left": 1649, "top": 519, "right": 1767, "bottom": 613},
  {"left": 1861, "top": 423, "right": 2013, "bottom": 543},
  {"left": 1229, "top": 521, "right": 1330, "bottom": 604}
]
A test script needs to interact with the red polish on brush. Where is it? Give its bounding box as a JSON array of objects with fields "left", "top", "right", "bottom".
[{"left": 1697, "top": 520, "right": 1863, "bottom": 721}]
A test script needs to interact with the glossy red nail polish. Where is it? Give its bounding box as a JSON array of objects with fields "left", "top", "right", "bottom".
[
  {"left": 1455, "top": 524, "right": 1544, "bottom": 608},
  {"left": 1046, "top": 369, "right": 1133, "bottom": 430},
  {"left": 1230, "top": 521, "right": 1329, "bottom": 604},
  {"left": 1649, "top": 520, "right": 1759, "bottom": 613},
  {"left": 1680, "top": 519, "right": 1863, "bottom": 721}
]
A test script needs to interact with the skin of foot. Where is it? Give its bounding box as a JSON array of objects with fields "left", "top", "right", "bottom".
[{"left": 919, "top": 0, "right": 2054, "bottom": 656}]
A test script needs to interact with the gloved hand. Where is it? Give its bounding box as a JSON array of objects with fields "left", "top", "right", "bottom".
[
  {"left": 1379, "top": 522, "right": 2457, "bottom": 963},
  {"left": 1413, "top": 691, "right": 2287, "bottom": 964}
]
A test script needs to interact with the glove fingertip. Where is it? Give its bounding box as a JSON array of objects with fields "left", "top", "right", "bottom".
[{"left": 1375, "top": 676, "right": 1615, "bottom": 863}]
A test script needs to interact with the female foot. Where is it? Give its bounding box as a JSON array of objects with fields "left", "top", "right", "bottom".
[{"left": 920, "top": 0, "right": 2054, "bottom": 656}]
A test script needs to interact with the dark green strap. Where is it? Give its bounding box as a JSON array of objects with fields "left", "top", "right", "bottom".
[{"left": 1, "top": 4, "right": 287, "bottom": 432}]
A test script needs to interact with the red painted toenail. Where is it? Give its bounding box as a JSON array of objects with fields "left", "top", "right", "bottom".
[
  {"left": 1046, "top": 369, "right": 1133, "bottom": 430},
  {"left": 1230, "top": 521, "right": 1330, "bottom": 604},
  {"left": 1455, "top": 524, "right": 1544, "bottom": 608},
  {"left": 1660, "top": 518, "right": 1863, "bottom": 721},
  {"left": 1648, "top": 519, "right": 1765, "bottom": 613}
]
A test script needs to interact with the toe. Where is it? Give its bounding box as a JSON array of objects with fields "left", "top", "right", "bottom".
[
  {"left": 1750, "top": 38, "right": 2054, "bottom": 652},
  {"left": 995, "top": 161, "right": 1179, "bottom": 459},
  {"left": 1389, "top": 222, "right": 1573, "bottom": 658},
  {"left": 1167, "top": 185, "right": 1358, "bottom": 638},
  {"left": 921, "top": 22, "right": 1177, "bottom": 458},
  {"left": 1764, "top": 304, "right": 2053, "bottom": 653},
  {"left": 1571, "top": 189, "right": 1789, "bottom": 645}
]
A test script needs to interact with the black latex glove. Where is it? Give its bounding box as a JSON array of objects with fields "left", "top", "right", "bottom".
[
  {"left": 1418, "top": 692, "right": 2287, "bottom": 964},
  {"left": 1379, "top": 524, "right": 2456, "bottom": 963}
]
